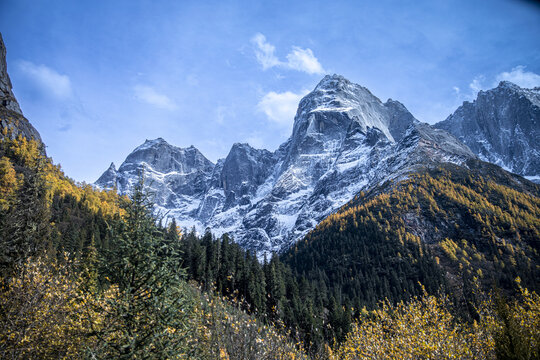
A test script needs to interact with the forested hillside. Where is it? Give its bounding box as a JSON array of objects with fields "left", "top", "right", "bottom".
[
  {"left": 176, "top": 159, "right": 540, "bottom": 353},
  {"left": 0, "top": 130, "right": 539, "bottom": 358},
  {"left": 0, "top": 129, "right": 121, "bottom": 272},
  {"left": 0, "top": 132, "right": 309, "bottom": 359},
  {"left": 284, "top": 160, "right": 539, "bottom": 306}
]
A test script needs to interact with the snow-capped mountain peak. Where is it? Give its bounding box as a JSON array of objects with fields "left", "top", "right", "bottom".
[
  {"left": 292, "top": 74, "right": 394, "bottom": 144},
  {"left": 97, "top": 75, "right": 475, "bottom": 256},
  {"left": 123, "top": 138, "right": 214, "bottom": 175},
  {"left": 435, "top": 81, "right": 539, "bottom": 181},
  {"left": 496, "top": 80, "right": 526, "bottom": 92}
]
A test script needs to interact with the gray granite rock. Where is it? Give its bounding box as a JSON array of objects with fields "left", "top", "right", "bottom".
[
  {"left": 0, "top": 33, "right": 22, "bottom": 115},
  {"left": 435, "top": 81, "right": 540, "bottom": 182}
]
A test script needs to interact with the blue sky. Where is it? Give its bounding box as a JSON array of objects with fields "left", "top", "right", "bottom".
[{"left": 1, "top": 0, "right": 539, "bottom": 182}]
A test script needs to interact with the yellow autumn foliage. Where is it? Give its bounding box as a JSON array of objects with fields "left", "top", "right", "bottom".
[
  {"left": 0, "top": 134, "right": 124, "bottom": 218},
  {"left": 0, "top": 257, "right": 105, "bottom": 359},
  {"left": 190, "top": 287, "right": 309, "bottom": 360},
  {"left": 0, "top": 156, "right": 20, "bottom": 210},
  {"left": 333, "top": 283, "right": 540, "bottom": 360}
]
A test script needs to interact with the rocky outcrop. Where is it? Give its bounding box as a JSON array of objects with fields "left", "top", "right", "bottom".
[
  {"left": 95, "top": 162, "right": 118, "bottom": 189},
  {"left": 0, "top": 33, "right": 43, "bottom": 147},
  {"left": 0, "top": 33, "right": 22, "bottom": 115},
  {"left": 220, "top": 143, "right": 276, "bottom": 199},
  {"left": 435, "top": 81, "right": 540, "bottom": 181}
]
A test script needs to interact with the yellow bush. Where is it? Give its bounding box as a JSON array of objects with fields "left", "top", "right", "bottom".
[
  {"left": 0, "top": 257, "right": 103, "bottom": 359},
  {"left": 334, "top": 282, "right": 540, "bottom": 360},
  {"left": 334, "top": 292, "right": 492, "bottom": 359}
]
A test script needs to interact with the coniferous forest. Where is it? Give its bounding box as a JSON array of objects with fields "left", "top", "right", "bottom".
[
  {"left": 0, "top": 125, "right": 539, "bottom": 359},
  {"left": 2, "top": 1, "right": 540, "bottom": 358}
]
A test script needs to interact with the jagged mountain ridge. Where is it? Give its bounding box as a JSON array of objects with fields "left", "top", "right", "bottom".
[
  {"left": 96, "top": 75, "right": 476, "bottom": 255},
  {"left": 96, "top": 75, "right": 475, "bottom": 254},
  {"left": 435, "top": 81, "right": 540, "bottom": 182},
  {"left": 97, "top": 138, "right": 215, "bottom": 228}
]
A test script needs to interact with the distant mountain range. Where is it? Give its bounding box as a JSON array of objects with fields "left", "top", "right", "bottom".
[
  {"left": 2, "top": 30, "right": 536, "bottom": 257},
  {"left": 94, "top": 75, "right": 468, "bottom": 255},
  {"left": 96, "top": 75, "right": 539, "bottom": 255}
]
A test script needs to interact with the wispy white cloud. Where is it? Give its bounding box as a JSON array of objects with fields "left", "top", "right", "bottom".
[
  {"left": 251, "top": 33, "right": 281, "bottom": 70},
  {"left": 251, "top": 33, "right": 325, "bottom": 75},
  {"left": 18, "top": 60, "right": 72, "bottom": 99},
  {"left": 134, "top": 85, "right": 176, "bottom": 110},
  {"left": 469, "top": 75, "right": 486, "bottom": 95},
  {"left": 257, "top": 90, "right": 309, "bottom": 129},
  {"left": 286, "top": 47, "right": 325, "bottom": 75},
  {"left": 495, "top": 66, "right": 540, "bottom": 89},
  {"left": 465, "top": 66, "right": 540, "bottom": 99}
]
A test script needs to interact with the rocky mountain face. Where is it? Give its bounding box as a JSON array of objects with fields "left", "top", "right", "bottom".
[
  {"left": 96, "top": 138, "right": 215, "bottom": 229},
  {"left": 0, "top": 33, "right": 43, "bottom": 146},
  {"left": 435, "top": 81, "right": 540, "bottom": 182},
  {"left": 97, "top": 75, "right": 475, "bottom": 255}
]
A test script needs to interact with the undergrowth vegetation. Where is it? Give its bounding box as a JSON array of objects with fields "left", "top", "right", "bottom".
[{"left": 333, "top": 281, "right": 539, "bottom": 360}]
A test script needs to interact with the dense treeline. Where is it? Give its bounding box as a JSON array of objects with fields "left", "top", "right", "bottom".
[
  {"left": 178, "top": 227, "right": 445, "bottom": 350},
  {"left": 180, "top": 229, "right": 334, "bottom": 350}
]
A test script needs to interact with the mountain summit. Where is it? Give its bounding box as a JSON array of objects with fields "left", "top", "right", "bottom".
[
  {"left": 294, "top": 74, "right": 416, "bottom": 144},
  {"left": 435, "top": 81, "right": 540, "bottom": 181},
  {"left": 97, "top": 75, "right": 474, "bottom": 255}
]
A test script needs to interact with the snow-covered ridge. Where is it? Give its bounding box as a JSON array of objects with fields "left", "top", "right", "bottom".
[
  {"left": 96, "top": 74, "right": 477, "bottom": 256},
  {"left": 435, "top": 80, "right": 540, "bottom": 181}
]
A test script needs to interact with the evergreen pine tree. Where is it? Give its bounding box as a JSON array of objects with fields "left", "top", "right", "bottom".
[{"left": 91, "top": 179, "right": 194, "bottom": 359}]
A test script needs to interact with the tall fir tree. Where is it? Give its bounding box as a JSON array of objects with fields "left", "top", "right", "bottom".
[{"left": 91, "top": 179, "right": 194, "bottom": 359}]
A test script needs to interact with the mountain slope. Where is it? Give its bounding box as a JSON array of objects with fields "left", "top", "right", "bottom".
[
  {"left": 435, "top": 81, "right": 540, "bottom": 182},
  {"left": 97, "top": 75, "right": 475, "bottom": 255},
  {"left": 283, "top": 160, "right": 540, "bottom": 304}
]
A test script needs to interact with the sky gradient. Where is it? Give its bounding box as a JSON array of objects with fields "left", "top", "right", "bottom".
[{"left": 1, "top": 0, "right": 539, "bottom": 182}]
